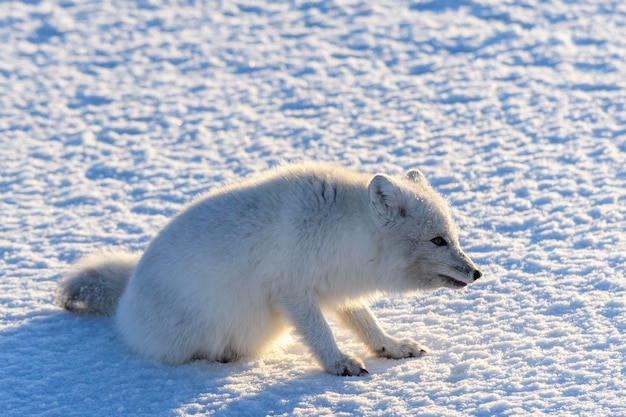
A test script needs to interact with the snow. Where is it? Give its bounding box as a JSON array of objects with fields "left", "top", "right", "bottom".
[{"left": 1, "top": 0, "right": 625, "bottom": 415}]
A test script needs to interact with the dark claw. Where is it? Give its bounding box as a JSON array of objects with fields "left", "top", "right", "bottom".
[{"left": 341, "top": 367, "right": 369, "bottom": 376}]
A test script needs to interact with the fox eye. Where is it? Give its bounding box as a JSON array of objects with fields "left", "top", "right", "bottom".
[{"left": 430, "top": 236, "right": 447, "bottom": 247}]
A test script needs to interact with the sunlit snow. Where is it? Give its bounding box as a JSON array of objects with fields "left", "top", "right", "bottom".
[{"left": 1, "top": 0, "right": 625, "bottom": 416}]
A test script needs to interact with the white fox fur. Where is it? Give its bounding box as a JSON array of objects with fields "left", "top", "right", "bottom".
[{"left": 57, "top": 162, "right": 481, "bottom": 376}]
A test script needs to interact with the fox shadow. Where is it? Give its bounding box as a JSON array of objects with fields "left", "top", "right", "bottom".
[
  {"left": 1, "top": 312, "right": 193, "bottom": 417},
  {"left": 181, "top": 351, "right": 409, "bottom": 417},
  {"left": 1, "top": 312, "right": 413, "bottom": 417}
]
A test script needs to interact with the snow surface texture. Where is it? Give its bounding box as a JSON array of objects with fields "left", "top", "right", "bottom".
[{"left": 1, "top": 0, "right": 625, "bottom": 416}]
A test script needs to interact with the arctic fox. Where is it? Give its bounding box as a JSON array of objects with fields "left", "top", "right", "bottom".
[{"left": 57, "top": 162, "right": 481, "bottom": 376}]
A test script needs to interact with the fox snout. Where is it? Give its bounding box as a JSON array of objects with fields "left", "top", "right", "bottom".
[
  {"left": 455, "top": 253, "right": 482, "bottom": 285},
  {"left": 467, "top": 260, "right": 483, "bottom": 283},
  {"left": 472, "top": 269, "right": 482, "bottom": 281},
  {"left": 462, "top": 250, "right": 481, "bottom": 278},
  {"left": 456, "top": 265, "right": 482, "bottom": 285}
]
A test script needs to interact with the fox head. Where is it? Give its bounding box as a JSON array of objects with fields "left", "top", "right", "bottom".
[{"left": 368, "top": 169, "right": 481, "bottom": 292}]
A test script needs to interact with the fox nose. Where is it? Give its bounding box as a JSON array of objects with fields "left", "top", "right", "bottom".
[{"left": 473, "top": 269, "right": 482, "bottom": 280}]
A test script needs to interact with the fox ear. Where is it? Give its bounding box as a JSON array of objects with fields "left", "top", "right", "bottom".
[
  {"left": 406, "top": 169, "right": 427, "bottom": 185},
  {"left": 368, "top": 174, "right": 405, "bottom": 225}
]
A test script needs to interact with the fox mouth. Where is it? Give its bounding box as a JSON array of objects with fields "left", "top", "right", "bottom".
[{"left": 438, "top": 274, "right": 468, "bottom": 288}]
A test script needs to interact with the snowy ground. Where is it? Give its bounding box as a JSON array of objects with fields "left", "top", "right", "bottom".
[{"left": 2, "top": 0, "right": 626, "bottom": 415}]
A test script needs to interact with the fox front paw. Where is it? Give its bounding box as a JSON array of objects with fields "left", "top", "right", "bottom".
[
  {"left": 328, "top": 355, "right": 369, "bottom": 377},
  {"left": 376, "top": 338, "right": 427, "bottom": 359}
]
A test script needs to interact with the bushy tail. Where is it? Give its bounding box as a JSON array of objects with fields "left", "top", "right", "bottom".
[{"left": 56, "top": 250, "right": 141, "bottom": 316}]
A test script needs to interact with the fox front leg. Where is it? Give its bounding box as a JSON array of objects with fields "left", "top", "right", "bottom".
[
  {"left": 277, "top": 296, "right": 369, "bottom": 376},
  {"left": 336, "top": 303, "right": 427, "bottom": 359}
]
